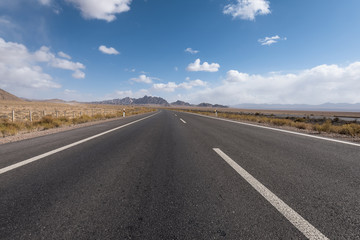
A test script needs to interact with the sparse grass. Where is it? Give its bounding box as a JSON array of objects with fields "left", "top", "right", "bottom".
[
  {"left": 173, "top": 109, "right": 360, "bottom": 138},
  {"left": 0, "top": 106, "right": 155, "bottom": 138}
]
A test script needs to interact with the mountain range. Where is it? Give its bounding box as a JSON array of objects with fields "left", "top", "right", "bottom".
[
  {"left": 232, "top": 103, "right": 360, "bottom": 112},
  {"left": 92, "top": 96, "right": 228, "bottom": 108},
  {"left": 1, "top": 88, "right": 359, "bottom": 111}
]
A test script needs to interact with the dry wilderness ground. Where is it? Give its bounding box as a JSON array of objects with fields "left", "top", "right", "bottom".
[
  {"left": 0, "top": 100, "right": 155, "bottom": 142},
  {"left": 168, "top": 107, "right": 360, "bottom": 143},
  {"left": 0, "top": 100, "right": 135, "bottom": 121}
]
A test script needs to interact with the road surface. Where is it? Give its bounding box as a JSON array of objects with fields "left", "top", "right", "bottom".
[{"left": 1, "top": 110, "right": 359, "bottom": 239}]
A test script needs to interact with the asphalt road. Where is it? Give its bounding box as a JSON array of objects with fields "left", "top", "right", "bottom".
[{"left": 1, "top": 110, "right": 359, "bottom": 239}]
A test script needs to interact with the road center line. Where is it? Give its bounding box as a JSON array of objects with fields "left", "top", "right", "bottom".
[
  {"left": 183, "top": 111, "right": 360, "bottom": 147},
  {"left": 0, "top": 112, "right": 159, "bottom": 175},
  {"left": 213, "top": 148, "right": 328, "bottom": 240},
  {"left": 180, "top": 118, "right": 186, "bottom": 124}
]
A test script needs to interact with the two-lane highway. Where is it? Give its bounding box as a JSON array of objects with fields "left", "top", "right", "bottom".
[{"left": 1, "top": 110, "right": 359, "bottom": 239}]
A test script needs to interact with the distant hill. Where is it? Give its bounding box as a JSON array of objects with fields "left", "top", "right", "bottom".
[
  {"left": 0, "top": 89, "right": 23, "bottom": 101},
  {"left": 171, "top": 100, "right": 191, "bottom": 106},
  {"left": 133, "top": 96, "right": 169, "bottom": 105},
  {"left": 93, "top": 95, "right": 169, "bottom": 106},
  {"left": 36, "top": 99, "right": 68, "bottom": 103},
  {"left": 197, "top": 102, "right": 228, "bottom": 108},
  {"left": 232, "top": 103, "right": 360, "bottom": 112}
]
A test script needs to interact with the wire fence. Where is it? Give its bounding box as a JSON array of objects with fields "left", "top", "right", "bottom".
[{"left": 0, "top": 108, "right": 127, "bottom": 122}]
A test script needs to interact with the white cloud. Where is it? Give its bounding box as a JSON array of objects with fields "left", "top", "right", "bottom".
[
  {"left": 72, "top": 70, "right": 85, "bottom": 79},
  {"left": 153, "top": 82, "right": 178, "bottom": 92},
  {"left": 104, "top": 89, "right": 149, "bottom": 99},
  {"left": 114, "top": 90, "right": 133, "bottom": 98},
  {"left": 58, "top": 51, "right": 71, "bottom": 59},
  {"left": 258, "top": 35, "right": 286, "bottom": 46},
  {"left": 185, "top": 48, "right": 199, "bottom": 54},
  {"left": 185, "top": 62, "right": 360, "bottom": 105},
  {"left": 0, "top": 38, "right": 60, "bottom": 92},
  {"left": 0, "top": 17, "right": 12, "bottom": 26},
  {"left": 38, "top": 0, "right": 51, "bottom": 5},
  {"left": 174, "top": 66, "right": 178, "bottom": 71},
  {"left": 99, "top": 45, "right": 120, "bottom": 55},
  {"left": 130, "top": 74, "right": 153, "bottom": 84},
  {"left": 153, "top": 79, "right": 207, "bottom": 92},
  {"left": 0, "top": 37, "right": 86, "bottom": 97},
  {"left": 34, "top": 46, "right": 85, "bottom": 78},
  {"left": 64, "top": 89, "right": 77, "bottom": 94},
  {"left": 186, "top": 59, "right": 220, "bottom": 72},
  {"left": 224, "top": 70, "right": 250, "bottom": 82},
  {"left": 223, "top": 0, "right": 270, "bottom": 21},
  {"left": 65, "top": 0, "right": 132, "bottom": 22},
  {"left": 179, "top": 79, "right": 207, "bottom": 89}
]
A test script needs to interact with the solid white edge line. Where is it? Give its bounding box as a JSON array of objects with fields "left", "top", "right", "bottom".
[
  {"left": 213, "top": 148, "right": 328, "bottom": 240},
  {"left": 0, "top": 112, "right": 159, "bottom": 175},
  {"left": 180, "top": 118, "right": 186, "bottom": 124},
  {"left": 182, "top": 111, "right": 360, "bottom": 147}
]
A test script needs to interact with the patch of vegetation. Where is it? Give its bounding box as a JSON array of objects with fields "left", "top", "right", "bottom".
[
  {"left": 173, "top": 109, "right": 360, "bottom": 138},
  {"left": 0, "top": 107, "right": 155, "bottom": 138}
]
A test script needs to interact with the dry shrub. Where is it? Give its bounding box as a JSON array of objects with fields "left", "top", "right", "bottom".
[
  {"left": 35, "top": 116, "right": 62, "bottom": 129},
  {"left": 179, "top": 108, "right": 360, "bottom": 138},
  {"left": 271, "top": 119, "right": 288, "bottom": 126},
  {"left": 292, "top": 122, "right": 308, "bottom": 130},
  {"left": 72, "top": 115, "right": 92, "bottom": 124},
  {"left": 321, "top": 120, "right": 332, "bottom": 133},
  {"left": 337, "top": 124, "right": 360, "bottom": 137},
  {"left": 0, "top": 107, "right": 155, "bottom": 138}
]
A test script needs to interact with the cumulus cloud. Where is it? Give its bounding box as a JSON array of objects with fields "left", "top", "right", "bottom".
[
  {"left": 72, "top": 70, "right": 85, "bottom": 79},
  {"left": 224, "top": 70, "right": 250, "bottom": 82},
  {"left": 34, "top": 46, "right": 85, "bottom": 78},
  {"left": 130, "top": 74, "right": 154, "bottom": 84},
  {"left": 186, "top": 62, "right": 360, "bottom": 105},
  {"left": 58, "top": 51, "right": 71, "bottom": 59},
  {"left": 186, "top": 59, "right": 220, "bottom": 72},
  {"left": 153, "top": 79, "right": 207, "bottom": 92},
  {"left": 65, "top": 0, "right": 132, "bottom": 22},
  {"left": 0, "top": 37, "right": 86, "bottom": 97},
  {"left": 185, "top": 48, "right": 199, "bottom": 54},
  {"left": 258, "top": 35, "right": 286, "bottom": 46},
  {"left": 99, "top": 45, "right": 120, "bottom": 55},
  {"left": 153, "top": 82, "right": 178, "bottom": 92},
  {"left": 0, "top": 38, "right": 60, "bottom": 96},
  {"left": 223, "top": 0, "right": 270, "bottom": 21}
]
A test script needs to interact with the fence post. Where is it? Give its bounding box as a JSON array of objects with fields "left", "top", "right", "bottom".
[
  {"left": 29, "top": 110, "right": 32, "bottom": 122},
  {"left": 12, "top": 110, "right": 15, "bottom": 122},
  {"left": 123, "top": 108, "right": 126, "bottom": 117},
  {"left": 43, "top": 110, "right": 46, "bottom": 116}
]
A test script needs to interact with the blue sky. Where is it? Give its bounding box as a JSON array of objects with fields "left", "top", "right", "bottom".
[{"left": 0, "top": 0, "right": 360, "bottom": 105}]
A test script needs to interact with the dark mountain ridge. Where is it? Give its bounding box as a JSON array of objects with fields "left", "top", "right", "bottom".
[{"left": 92, "top": 95, "right": 169, "bottom": 106}]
